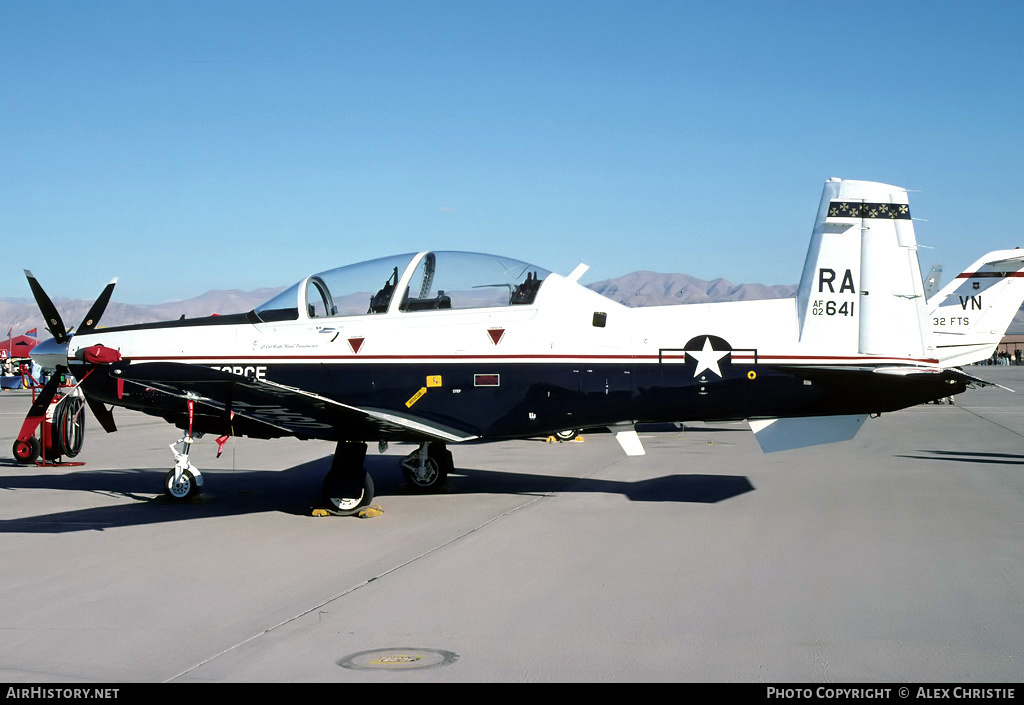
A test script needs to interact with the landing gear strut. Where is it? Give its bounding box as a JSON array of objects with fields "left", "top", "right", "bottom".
[
  {"left": 321, "top": 441, "right": 375, "bottom": 516},
  {"left": 401, "top": 441, "right": 454, "bottom": 492},
  {"left": 164, "top": 398, "right": 204, "bottom": 502},
  {"left": 165, "top": 433, "right": 204, "bottom": 501}
]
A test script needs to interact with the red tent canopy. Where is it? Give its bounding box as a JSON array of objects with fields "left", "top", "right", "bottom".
[{"left": 0, "top": 335, "right": 39, "bottom": 359}]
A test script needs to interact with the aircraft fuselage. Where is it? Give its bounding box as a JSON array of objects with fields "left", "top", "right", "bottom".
[{"left": 66, "top": 279, "right": 964, "bottom": 444}]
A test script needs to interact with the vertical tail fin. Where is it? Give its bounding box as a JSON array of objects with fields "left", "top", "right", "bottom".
[
  {"left": 796, "top": 179, "right": 930, "bottom": 360},
  {"left": 929, "top": 250, "right": 1024, "bottom": 366}
]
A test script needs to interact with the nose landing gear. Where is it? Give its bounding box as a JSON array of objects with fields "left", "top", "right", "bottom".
[{"left": 164, "top": 433, "right": 204, "bottom": 501}]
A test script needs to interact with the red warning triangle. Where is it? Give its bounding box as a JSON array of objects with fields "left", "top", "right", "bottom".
[
  {"left": 348, "top": 337, "right": 365, "bottom": 354},
  {"left": 487, "top": 328, "right": 505, "bottom": 345}
]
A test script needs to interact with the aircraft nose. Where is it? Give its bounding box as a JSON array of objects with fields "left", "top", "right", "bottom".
[{"left": 30, "top": 337, "right": 69, "bottom": 370}]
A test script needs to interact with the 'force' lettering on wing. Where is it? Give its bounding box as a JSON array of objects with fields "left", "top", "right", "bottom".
[
  {"left": 214, "top": 365, "right": 268, "bottom": 381},
  {"left": 231, "top": 400, "right": 331, "bottom": 430}
]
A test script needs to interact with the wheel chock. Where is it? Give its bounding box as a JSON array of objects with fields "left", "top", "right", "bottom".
[
  {"left": 546, "top": 435, "right": 584, "bottom": 443},
  {"left": 311, "top": 505, "right": 383, "bottom": 518}
]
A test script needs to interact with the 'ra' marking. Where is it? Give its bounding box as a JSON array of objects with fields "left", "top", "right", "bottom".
[{"left": 818, "top": 268, "right": 856, "bottom": 294}]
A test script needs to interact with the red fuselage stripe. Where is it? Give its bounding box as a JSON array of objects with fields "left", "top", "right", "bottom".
[
  {"left": 955, "top": 271, "right": 1024, "bottom": 278},
  {"left": 127, "top": 353, "right": 940, "bottom": 365}
]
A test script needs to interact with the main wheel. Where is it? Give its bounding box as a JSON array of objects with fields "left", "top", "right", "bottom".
[
  {"left": 164, "top": 469, "right": 199, "bottom": 502},
  {"left": 402, "top": 445, "right": 453, "bottom": 493},
  {"left": 12, "top": 437, "right": 40, "bottom": 464},
  {"left": 323, "top": 472, "right": 374, "bottom": 516},
  {"left": 554, "top": 429, "right": 580, "bottom": 441}
]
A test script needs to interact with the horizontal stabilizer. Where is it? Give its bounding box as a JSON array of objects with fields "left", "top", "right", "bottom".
[
  {"left": 871, "top": 365, "right": 944, "bottom": 377},
  {"left": 748, "top": 414, "right": 868, "bottom": 453},
  {"left": 944, "top": 367, "right": 1014, "bottom": 393}
]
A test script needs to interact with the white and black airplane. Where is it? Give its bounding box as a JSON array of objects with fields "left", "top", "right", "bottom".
[{"left": 12, "top": 178, "right": 1024, "bottom": 514}]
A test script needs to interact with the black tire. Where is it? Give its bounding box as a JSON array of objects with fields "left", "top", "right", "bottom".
[
  {"left": 554, "top": 429, "right": 579, "bottom": 441},
  {"left": 402, "top": 445, "right": 453, "bottom": 492},
  {"left": 52, "top": 395, "right": 86, "bottom": 458},
  {"left": 13, "top": 437, "right": 40, "bottom": 464},
  {"left": 164, "top": 469, "right": 199, "bottom": 501},
  {"left": 324, "top": 472, "right": 374, "bottom": 516}
]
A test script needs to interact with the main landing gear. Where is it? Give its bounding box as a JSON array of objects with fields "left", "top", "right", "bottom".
[
  {"left": 160, "top": 433, "right": 376, "bottom": 515},
  {"left": 400, "top": 441, "right": 454, "bottom": 493},
  {"left": 321, "top": 442, "right": 375, "bottom": 516}
]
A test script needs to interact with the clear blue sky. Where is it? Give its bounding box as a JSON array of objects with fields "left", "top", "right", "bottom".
[{"left": 2, "top": 1, "right": 1022, "bottom": 304}]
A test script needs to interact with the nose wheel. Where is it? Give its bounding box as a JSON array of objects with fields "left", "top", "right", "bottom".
[
  {"left": 164, "top": 434, "right": 204, "bottom": 502},
  {"left": 165, "top": 468, "right": 199, "bottom": 501}
]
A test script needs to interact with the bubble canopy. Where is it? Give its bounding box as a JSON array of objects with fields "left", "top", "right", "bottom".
[{"left": 253, "top": 252, "right": 551, "bottom": 322}]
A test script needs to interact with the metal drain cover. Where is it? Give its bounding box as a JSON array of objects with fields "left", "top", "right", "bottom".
[{"left": 338, "top": 647, "right": 459, "bottom": 670}]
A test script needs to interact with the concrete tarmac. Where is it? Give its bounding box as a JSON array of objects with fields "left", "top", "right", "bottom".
[{"left": 1, "top": 368, "right": 1022, "bottom": 682}]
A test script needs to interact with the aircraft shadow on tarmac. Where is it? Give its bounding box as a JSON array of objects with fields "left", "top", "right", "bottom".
[
  {"left": 0, "top": 454, "right": 754, "bottom": 533},
  {"left": 895, "top": 449, "right": 1024, "bottom": 465}
]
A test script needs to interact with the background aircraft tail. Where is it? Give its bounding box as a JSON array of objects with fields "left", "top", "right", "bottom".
[
  {"left": 796, "top": 178, "right": 931, "bottom": 361},
  {"left": 923, "top": 265, "right": 943, "bottom": 300},
  {"left": 928, "top": 250, "right": 1024, "bottom": 366}
]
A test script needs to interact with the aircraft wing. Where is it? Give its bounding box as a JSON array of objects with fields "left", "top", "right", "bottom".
[{"left": 112, "top": 362, "right": 479, "bottom": 443}]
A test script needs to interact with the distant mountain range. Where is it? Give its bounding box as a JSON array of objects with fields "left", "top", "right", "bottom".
[
  {"left": 586, "top": 272, "right": 795, "bottom": 307},
  {"left": 0, "top": 287, "right": 285, "bottom": 338},
  {"left": 3, "top": 272, "right": 1022, "bottom": 337}
]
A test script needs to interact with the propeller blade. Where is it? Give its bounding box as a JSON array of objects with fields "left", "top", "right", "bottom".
[
  {"left": 22, "top": 274, "right": 121, "bottom": 437},
  {"left": 24, "top": 270, "right": 69, "bottom": 344},
  {"left": 77, "top": 278, "right": 117, "bottom": 335},
  {"left": 25, "top": 373, "right": 64, "bottom": 421},
  {"left": 85, "top": 395, "right": 118, "bottom": 433}
]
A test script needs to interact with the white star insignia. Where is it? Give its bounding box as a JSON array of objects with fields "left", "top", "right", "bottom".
[{"left": 687, "top": 337, "right": 729, "bottom": 378}]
